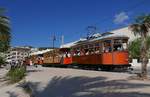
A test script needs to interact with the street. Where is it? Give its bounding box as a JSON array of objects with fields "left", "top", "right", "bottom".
[
  {"left": 26, "top": 66, "right": 150, "bottom": 97},
  {"left": 1, "top": 66, "right": 150, "bottom": 97}
]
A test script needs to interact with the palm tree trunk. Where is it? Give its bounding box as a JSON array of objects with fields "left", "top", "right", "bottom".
[
  {"left": 141, "top": 58, "right": 148, "bottom": 78},
  {"left": 140, "top": 38, "right": 148, "bottom": 78}
]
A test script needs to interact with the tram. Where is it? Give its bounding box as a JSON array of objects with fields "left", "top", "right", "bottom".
[{"left": 61, "top": 35, "right": 131, "bottom": 70}]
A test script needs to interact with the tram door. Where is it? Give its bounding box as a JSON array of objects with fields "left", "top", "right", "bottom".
[{"left": 102, "top": 40, "right": 113, "bottom": 65}]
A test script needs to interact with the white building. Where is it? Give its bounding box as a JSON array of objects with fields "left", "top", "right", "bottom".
[
  {"left": 6, "top": 47, "right": 31, "bottom": 64},
  {"left": 110, "top": 26, "right": 140, "bottom": 42}
]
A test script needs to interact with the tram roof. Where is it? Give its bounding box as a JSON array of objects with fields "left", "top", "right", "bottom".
[
  {"left": 91, "top": 34, "right": 129, "bottom": 41},
  {"left": 74, "top": 34, "right": 129, "bottom": 46},
  {"left": 60, "top": 38, "right": 87, "bottom": 48},
  {"left": 60, "top": 41, "right": 77, "bottom": 48},
  {"left": 60, "top": 34, "right": 129, "bottom": 48},
  {"left": 30, "top": 49, "right": 53, "bottom": 56}
]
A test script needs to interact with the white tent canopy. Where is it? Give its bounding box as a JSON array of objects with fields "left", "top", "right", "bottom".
[{"left": 30, "top": 49, "right": 53, "bottom": 56}]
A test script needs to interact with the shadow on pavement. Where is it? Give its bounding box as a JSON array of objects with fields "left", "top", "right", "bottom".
[
  {"left": 25, "top": 76, "right": 150, "bottom": 97},
  {"left": 26, "top": 69, "right": 43, "bottom": 73},
  {"left": 7, "top": 91, "right": 18, "bottom": 97}
]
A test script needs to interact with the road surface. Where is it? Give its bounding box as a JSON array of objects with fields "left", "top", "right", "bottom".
[
  {"left": 1, "top": 65, "right": 150, "bottom": 97},
  {"left": 26, "top": 66, "right": 150, "bottom": 97}
]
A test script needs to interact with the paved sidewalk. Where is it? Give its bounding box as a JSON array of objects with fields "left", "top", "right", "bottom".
[
  {"left": 26, "top": 66, "right": 150, "bottom": 97},
  {"left": 1, "top": 66, "right": 150, "bottom": 97}
]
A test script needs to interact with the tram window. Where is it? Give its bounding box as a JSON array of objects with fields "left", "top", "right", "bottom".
[
  {"left": 84, "top": 45, "right": 88, "bottom": 49},
  {"left": 95, "top": 43, "right": 100, "bottom": 47},
  {"left": 114, "top": 44, "right": 122, "bottom": 51},
  {"left": 76, "top": 48, "right": 80, "bottom": 56},
  {"left": 122, "top": 39, "right": 128, "bottom": 50},
  {"left": 94, "top": 43, "right": 100, "bottom": 54},
  {"left": 80, "top": 48, "right": 85, "bottom": 56},
  {"left": 78, "top": 47, "right": 85, "bottom": 56},
  {"left": 72, "top": 48, "right": 77, "bottom": 56},
  {"left": 89, "top": 44, "right": 94, "bottom": 49},
  {"left": 63, "top": 51, "right": 70, "bottom": 58},
  {"left": 103, "top": 40, "right": 112, "bottom": 52},
  {"left": 70, "top": 49, "right": 74, "bottom": 56},
  {"left": 85, "top": 44, "right": 93, "bottom": 55},
  {"left": 90, "top": 49, "right": 95, "bottom": 54},
  {"left": 67, "top": 52, "right": 71, "bottom": 57},
  {"left": 74, "top": 51, "right": 77, "bottom": 56},
  {"left": 95, "top": 47, "right": 100, "bottom": 54},
  {"left": 84, "top": 49, "right": 89, "bottom": 55},
  {"left": 113, "top": 39, "right": 128, "bottom": 51},
  {"left": 114, "top": 39, "right": 122, "bottom": 51}
]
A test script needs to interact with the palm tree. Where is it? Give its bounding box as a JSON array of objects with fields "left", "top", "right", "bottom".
[
  {"left": 129, "top": 14, "right": 150, "bottom": 78},
  {"left": 0, "top": 8, "right": 11, "bottom": 52}
]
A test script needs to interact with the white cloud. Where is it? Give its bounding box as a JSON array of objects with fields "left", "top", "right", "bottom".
[{"left": 114, "top": 12, "right": 129, "bottom": 24}]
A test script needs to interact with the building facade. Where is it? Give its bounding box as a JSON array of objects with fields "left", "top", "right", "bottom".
[
  {"left": 6, "top": 47, "right": 31, "bottom": 64},
  {"left": 110, "top": 26, "right": 140, "bottom": 42}
]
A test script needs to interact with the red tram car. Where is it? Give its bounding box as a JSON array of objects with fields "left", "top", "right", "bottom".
[{"left": 61, "top": 35, "right": 131, "bottom": 70}]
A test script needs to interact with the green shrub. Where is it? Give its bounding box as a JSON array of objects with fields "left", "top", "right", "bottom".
[
  {"left": 128, "top": 38, "right": 141, "bottom": 59},
  {"left": 7, "top": 66, "right": 26, "bottom": 83},
  {"left": 128, "top": 37, "right": 150, "bottom": 59}
]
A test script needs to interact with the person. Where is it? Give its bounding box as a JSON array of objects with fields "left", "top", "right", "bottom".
[
  {"left": 80, "top": 50, "right": 84, "bottom": 56},
  {"left": 30, "top": 60, "right": 33, "bottom": 66},
  {"left": 117, "top": 47, "right": 121, "bottom": 51},
  {"left": 77, "top": 52, "right": 80, "bottom": 56},
  {"left": 41, "top": 57, "right": 44, "bottom": 64},
  {"left": 65, "top": 52, "right": 68, "bottom": 57},
  {"left": 73, "top": 53, "right": 76, "bottom": 56},
  {"left": 105, "top": 47, "right": 109, "bottom": 52},
  {"left": 63, "top": 53, "right": 66, "bottom": 58},
  {"left": 67, "top": 53, "right": 71, "bottom": 57},
  {"left": 123, "top": 43, "right": 127, "bottom": 50},
  {"left": 86, "top": 51, "right": 89, "bottom": 55},
  {"left": 95, "top": 49, "right": 99, "bottom": 54}
]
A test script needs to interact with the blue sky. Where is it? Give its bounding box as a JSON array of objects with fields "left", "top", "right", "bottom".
[{"left": 0, "top": 0, "right": 150, "bottom": 47}]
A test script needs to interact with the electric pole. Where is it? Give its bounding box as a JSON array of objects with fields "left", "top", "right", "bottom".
[
  {"left": 50, "top": 33, "right": 56, "bottom": 63},
  {"left": 61, "top": 35, "right": 64, "bottom": 46}
]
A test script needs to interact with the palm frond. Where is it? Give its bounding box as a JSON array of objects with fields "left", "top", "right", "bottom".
[
  {"left": 129, "top": 24, "right": 141, "bottom": 36},
  {"left": 143, "top": 14, "right": 150, "bottom": 23},
  {"left": 140, "top": 24, "right": 149, "bottom": 37},
  {"left": 129, "top": 14, "right": 150, "bottom": 38},
  {"left": 0, "top": 11, "right": 11, "bottom": 52},
  {"left": 144, "top": 22, "right": 150, "bottom": 29}
]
